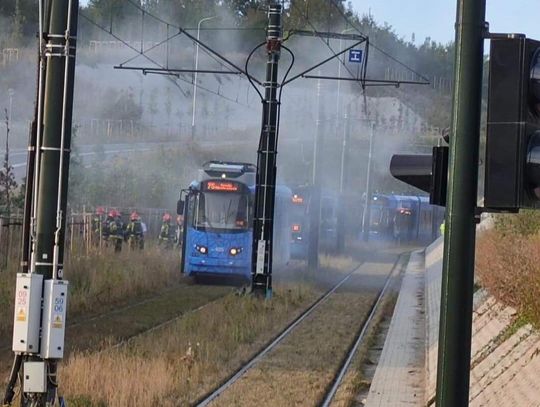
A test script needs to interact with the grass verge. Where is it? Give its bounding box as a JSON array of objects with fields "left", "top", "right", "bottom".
[
  {"left": 0, "top": 247, "right": 182, "bottom": 348},
  {"left": 60, "top": 283, "right": 316, "bottom": 406}
]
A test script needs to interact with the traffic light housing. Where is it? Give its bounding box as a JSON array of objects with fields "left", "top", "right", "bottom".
[
  {"left": 390, "top": 146, "right": 449, "bottom": 206},
  {"left": 484, "top": 36, "right": 540, "bottom": 210}
]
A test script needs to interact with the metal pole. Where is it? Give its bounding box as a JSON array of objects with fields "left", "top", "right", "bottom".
[
  {"left": 361, "top": 122, "right": 374, "bottom": 241},
  {"left": 8, "top": 88, "right": 14, "bottom": 125},
  {"left": 336, "top": 103, "right": 351, "bottom": 252},
  {"left": 308, "top": 73, "right": 324, "bottom": 270},
  {"left": 251, "top": 3, "right": 282, "bottom": 298},
  {"left": 435, "top": 0, "right": 486, "bottom": 405},
  {"left": 191, "top": 16, "right": 217, "bottom": 139},
  {"left": 339, "top": 103, "right": 351, "bottom": 194},
  {"left": 336, "top": 28, "right": 354, "bottom": 121},
  {"left": 25, "top": 0, "right": 79, "bottom": 405}
]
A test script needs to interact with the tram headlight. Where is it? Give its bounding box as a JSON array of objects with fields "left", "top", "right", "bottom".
[
  {"left": 196, "top": 245, "right": 208, "bottom": 254},
  {"left": 229, "top": 247, "right": 242, "bottom": 256}
]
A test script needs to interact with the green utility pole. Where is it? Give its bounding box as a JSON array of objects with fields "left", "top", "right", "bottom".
[
  {"left": 34, "top": 0, "right": 78, "bottom": 281},
  {"left": 25, "top": 1, "right": 78, "bottom": 405},
  {"left": 436, "top": 0, "right": 486, "bottom": 405}
]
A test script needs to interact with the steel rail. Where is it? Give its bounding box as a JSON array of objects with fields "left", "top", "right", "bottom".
[
  {"left": 320, "top": 253, "right": 407, "bottom": 407},
  {"left": 194, "top": 263, "right": 364, "bottom": 407}
]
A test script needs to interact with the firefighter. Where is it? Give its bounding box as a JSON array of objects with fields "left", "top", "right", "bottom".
[
  {"left": 126, "top": 211, "right": 144, "bottom": 250},
  {"left": 107, "top": 209, "right": 124, "bottom": 252},
  {"left": 159, "top": 213, "right": 174, "bottom": 249}
]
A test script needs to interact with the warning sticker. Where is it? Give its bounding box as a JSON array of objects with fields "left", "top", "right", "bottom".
[
  {"left": 52, "top": 314, "right": 63, "bottom": 328},
  {"left": 16, "top": 309, "right": 26, "bottom": 322}
]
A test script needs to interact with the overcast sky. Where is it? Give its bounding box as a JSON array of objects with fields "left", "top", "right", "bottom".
[{"left": 350, "top": 0, "right": 540, "bottom": 45}]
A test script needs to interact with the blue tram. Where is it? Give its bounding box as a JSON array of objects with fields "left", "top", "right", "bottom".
[
  {"left": 289, "top": 186, "right": 340, "bottom": 259},
  {"left": 178, "top": 161, "right": 291, "bottom": 282},
  {"left": 367, "top": 194, "right": 444, "bottom": 243}
]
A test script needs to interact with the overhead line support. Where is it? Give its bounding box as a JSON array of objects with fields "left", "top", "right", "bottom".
[{"left": 251, "top": 2, "right": 283, "bottom": 298}]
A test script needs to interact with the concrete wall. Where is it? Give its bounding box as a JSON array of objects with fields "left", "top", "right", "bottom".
[{"left": 424, "top": 237, "right": 540, "bottom": 406}]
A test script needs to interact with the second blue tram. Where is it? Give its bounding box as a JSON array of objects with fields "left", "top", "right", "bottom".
[{"left": 178, "top": 161, "right": 291, "bottom": 282}]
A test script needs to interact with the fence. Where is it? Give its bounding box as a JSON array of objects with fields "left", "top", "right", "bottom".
[{"left": 0, "top": 206, "right": 173, "bottom": 271}]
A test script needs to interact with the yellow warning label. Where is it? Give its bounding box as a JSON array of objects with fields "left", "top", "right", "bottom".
[
  {"left": 52, "top": 314, "right": 63, "bottom": 328},
  {"left": 16, "top": 309, "right": 26, "bottom": 322}
]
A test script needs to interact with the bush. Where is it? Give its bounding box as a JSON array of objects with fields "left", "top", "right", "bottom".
[
  {"left": 476, "top": 229, "right": 540, "bottom": 327},
  {"left": 493, "top": 209, "right": 540, "bottom": 236}
]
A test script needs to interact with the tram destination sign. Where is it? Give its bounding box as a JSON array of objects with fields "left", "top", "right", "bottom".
[{"left": 204, "top": 180, "right": 241, "bottom": 192}]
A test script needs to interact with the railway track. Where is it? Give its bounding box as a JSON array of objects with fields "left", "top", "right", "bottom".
[
  {"left": 320, "top": 255, "right": 405, "bottom": 406},
  {"left": 194, "top": 255, "right": 405, "bottom": 407}
]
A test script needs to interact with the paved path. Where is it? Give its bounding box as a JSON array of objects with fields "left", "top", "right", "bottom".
[
  {"left": 365, "top": 235, "right": 540, "bottom": 406},
  {"left": 365, "top": 250, "right": 426, "bottom": 407}
]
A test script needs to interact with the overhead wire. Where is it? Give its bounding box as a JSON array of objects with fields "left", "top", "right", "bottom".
[
  {"left": 124, "top": 0, "right": 261, "bottom": 83},
  {"left": 121, "top": 0, "right": 236, "bottom": 75},
  {"left": 327, "top": 0, "right": 430, "bottom": 83},
  {"left": 276, "top": 44, "right": 295, "bottom": 147},
  {"left": 80, "top": 12, "right": 255, "bottom": 109},
  {"left": 288, "top": 1, "right": 367, "bottom": 88},
  {"left": 80, "top": 12, "right": 188, "bottom": 97}
]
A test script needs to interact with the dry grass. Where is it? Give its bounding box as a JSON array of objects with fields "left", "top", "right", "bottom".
[
  {"left": 475, "top": 229, "right": 540, "bottom": 327},
  {"left": 60, "top": 283, "right": 317, "bottom": 406},
  {"left": 0, "top": 247, "right": 182, "bottom": 346},
  {"left": 0, "top": 262, "right": 17, "bottom": 334},
  {"left": 320, "top": 254, "right": 356, "bottom": 272},
  {"left": 212, "top": 286, "right": 375, "bottom": 407},
  {"left": 65, "top": 246, "right": 181, "bottom": 317},
  {"left": 329, "top": 294, "right": 398, "bottom": 407}
]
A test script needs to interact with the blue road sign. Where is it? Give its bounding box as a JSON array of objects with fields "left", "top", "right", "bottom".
[{"left": 349, "top": 49, "right": 363, "bottom": 63}]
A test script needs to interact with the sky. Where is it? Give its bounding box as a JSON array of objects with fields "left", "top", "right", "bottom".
[
  {"left": 350, "top": 0, "right": 540, "bottom": 45},
  {"left": 77, "top": 1, "right": 540, "bottom": 46}
]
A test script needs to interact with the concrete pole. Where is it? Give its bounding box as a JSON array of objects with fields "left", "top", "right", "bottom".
[{"left": 435, "top": 0, "right": 486, "bottom": 405}]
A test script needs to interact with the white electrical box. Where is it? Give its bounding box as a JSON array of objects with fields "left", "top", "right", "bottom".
[
  {"left": 12, "top": 273, "right": 43, "bottom": 353},
  {"left": 23, "top": 361, "right": 47, "bottom": 393},
  {"left": 40, "top": 280, "right": 68, "bottom": 359}
]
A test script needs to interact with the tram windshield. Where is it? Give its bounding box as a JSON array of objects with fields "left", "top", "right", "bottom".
[{"left": 193, "top": 191, "right": 250, "bottom": 232}]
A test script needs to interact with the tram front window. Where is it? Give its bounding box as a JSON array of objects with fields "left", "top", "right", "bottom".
[{"left": 194, "top": 192, "right": 250, "bottom": 232}]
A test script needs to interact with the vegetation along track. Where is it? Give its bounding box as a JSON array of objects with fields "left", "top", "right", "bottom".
[
  {"left": 195, "top": 253, "right": 406, "bottom": 407},
  {"left": 0, "top": 284, "right": 230, "bottom": 380}
]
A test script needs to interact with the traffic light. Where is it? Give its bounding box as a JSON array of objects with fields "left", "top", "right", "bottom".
[
  {"left": 389, "top": 145, "right": 449, "bottom": 206},
  {"left": 484, "top": 36, "right": 540, "bottom": 210}
]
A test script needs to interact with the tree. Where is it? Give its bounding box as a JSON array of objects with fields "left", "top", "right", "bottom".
[{"left": 0, "top": 108, "right": 17, "bottom": 216}]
